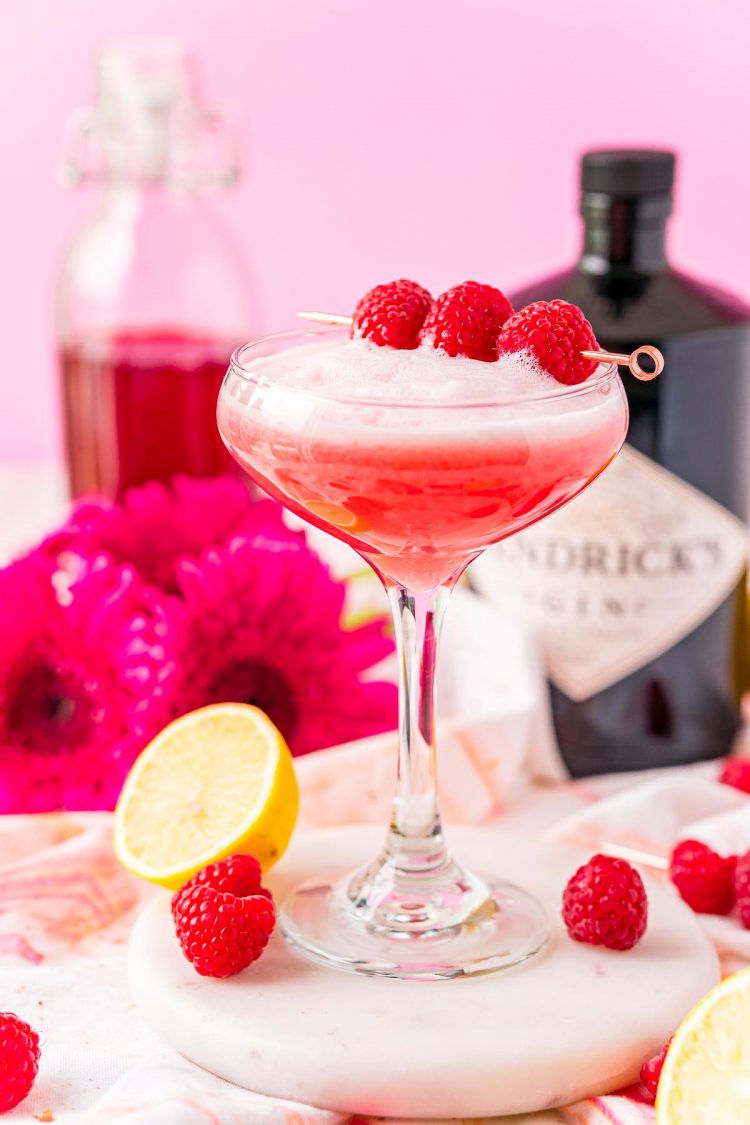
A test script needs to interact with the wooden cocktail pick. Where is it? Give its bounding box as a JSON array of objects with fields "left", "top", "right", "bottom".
[
  {"left": 298, "top": 312, "right": 353, "bottom": 327},
  {"left": 297, "top": 311, "right": 664, "bottom": 382},
  {"left": 598, "top": 841, "right": 670, "bottom": 871}
]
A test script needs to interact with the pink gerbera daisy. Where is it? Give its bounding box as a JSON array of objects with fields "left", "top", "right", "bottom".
[
  {"left": 176, "top": 532, "right": 397, "bottom": 755},
  {"left": 0, "top": 555, "right": 186, "bottom": 812},
  {"left": 39, "top": 475, "right": 285, "bottom": 595}
]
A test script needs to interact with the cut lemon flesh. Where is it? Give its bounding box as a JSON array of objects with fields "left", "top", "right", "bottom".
[
  {"left": 657, "top": 966, "right": 750, "bottom": 1124},
  {"left": 114, "top": 703, "right": 299, "bottom": 889}
]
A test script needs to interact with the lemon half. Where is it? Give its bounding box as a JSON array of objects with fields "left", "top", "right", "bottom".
[
  {"left": 114, "top": 703, "right": 298, "bottom": 889},
  {"left": 657, "top": 966, "right": 750, "bottom": 1124}
]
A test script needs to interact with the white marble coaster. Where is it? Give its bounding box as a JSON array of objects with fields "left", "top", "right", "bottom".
[{"left": 129, "top": 826, "right": 718, "bottom": 1119}]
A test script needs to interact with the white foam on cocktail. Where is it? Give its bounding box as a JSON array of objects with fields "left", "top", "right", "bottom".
[
  {"left": 223, "top": 337, "right": 624, "bottom": 449},
  {"left": 243, "top": 338, "right": 557, "bottom": 404}
]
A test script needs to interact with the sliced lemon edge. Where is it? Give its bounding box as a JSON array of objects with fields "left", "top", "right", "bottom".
[
  {"left": 656, "top": 966, "right": 750, "bottom": 1122},
  {"left": 113, "top": 703, "right": 297, "bottom": 886}
]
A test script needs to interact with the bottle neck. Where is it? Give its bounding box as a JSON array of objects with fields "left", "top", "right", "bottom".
[{"left": 579, "top": 193, "right": 671, "bottom": 277}]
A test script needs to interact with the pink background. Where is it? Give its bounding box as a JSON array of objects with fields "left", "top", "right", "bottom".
[{"left": 3, "top": 0, "right": 750, "bottom": 463}]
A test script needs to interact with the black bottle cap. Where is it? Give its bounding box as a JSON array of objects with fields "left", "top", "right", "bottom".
[{"left": 581, "top": 149, "right": 675, "bottom": 197}]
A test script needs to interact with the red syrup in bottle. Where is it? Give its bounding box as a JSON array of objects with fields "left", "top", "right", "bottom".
[{"left": 61, "top": 329, "right": 235, "bottom": 498}]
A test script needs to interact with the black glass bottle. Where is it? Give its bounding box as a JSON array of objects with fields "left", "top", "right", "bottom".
[{"left": 510, "top": 149, "right": 750, "bottom": 775}]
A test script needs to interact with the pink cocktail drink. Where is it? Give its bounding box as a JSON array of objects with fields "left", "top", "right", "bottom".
[
  {"left": 219, "top": 332, "right": 627, "bottom": 589},
  {"left": 217, "top": 322, "right": 629, "bottom": 980}
]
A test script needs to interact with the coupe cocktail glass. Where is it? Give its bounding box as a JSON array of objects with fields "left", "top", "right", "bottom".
[{"left": 217, "top": 327, "right": 629, "bottom": 980}]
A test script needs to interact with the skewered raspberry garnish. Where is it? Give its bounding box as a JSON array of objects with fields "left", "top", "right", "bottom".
[
  {"left": 352, "top": 279, "right": 432, "bottom": 349},
  {"left": 419, "top": 280, "right": 513, "bottom": 361},
  {"left": 498, "top": 299, "right": 598, "bottom": 385}
]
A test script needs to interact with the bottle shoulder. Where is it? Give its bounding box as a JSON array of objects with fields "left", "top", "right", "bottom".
[
  {"left": 56, "top": 189, "right": 258, "bottom": 340},
  {"left": 511, "top": 266, "right": 750, "bottom": 340}
]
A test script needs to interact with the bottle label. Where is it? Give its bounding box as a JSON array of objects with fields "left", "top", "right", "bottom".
[{"left": 471, "top": 445, "right": 748, "bottom": 701}]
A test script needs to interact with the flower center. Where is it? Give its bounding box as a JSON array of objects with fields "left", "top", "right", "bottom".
[
  {"left": 6, "top": 661, "right": 95, "bottom": 755},
  {"left": 205, "top": 660, "right": 298, "bottom": 745}
]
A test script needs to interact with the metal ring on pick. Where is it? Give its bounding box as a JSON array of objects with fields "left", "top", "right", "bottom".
[
  {"left": 299, "top": 312, "right": 664, "bottom": 382},
  {"left": 580, "top": 345, "right": 664, "bottom": 381}
]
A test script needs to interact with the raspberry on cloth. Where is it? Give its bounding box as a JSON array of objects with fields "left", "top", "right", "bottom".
[
  {"left": 719, "top": 756, "right": 750, "bottom": 795},
  {"left": 669, "top": 838, "right": 737, "bottom": 915},
  {"left": 0, "top": 1011, "right": 40, "bottom": 1112}
]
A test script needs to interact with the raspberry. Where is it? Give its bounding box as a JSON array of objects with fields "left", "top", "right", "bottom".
[
  {"left": 173, "top": 884, "right": 275, "bottom": 978},
  {"left": 734, "top": 851, "right": 750, "bottom": 928},
  {"left": 171, "top": 853, "right": 268, "bottom": 920},
  {"left": 497, "top": 299, "right": 598, "bottom": 385},
  {"left": 562, "top": 854, "right": 648, "bottom": 951},
  {"left": 419, "top": 280, "right": 513, "bottom": 362},
  {"left": 640, "top": 1037, "right": 672, "bottom": 1100},
  {"left": 719, "top": 757, "right": 750, "bottom": 795},
  {"left": 352, "top": 279, "right": 432, "bottom": 349},
  {"left": 0, "top": 1012, "right": 40, "bottom": 1112},
  {"left": 669, "top": 839, "right": 737, "bottom": 915}
]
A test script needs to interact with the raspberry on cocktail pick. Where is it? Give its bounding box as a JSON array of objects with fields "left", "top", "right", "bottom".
[
  {"left": 497, "top": 299, "right": 599, "bottom": 385},
  {"left": 298, "top": 299, "right": 664, "bottom": 381},
  {"left": 418, "top": 280, "right": 514, "bottom": 361},
  {"left": 351, "top": 279, "right": 432, "bottom": 350},
  {"left": 497, "top": 298, "right": 666, "bottom": 384}
]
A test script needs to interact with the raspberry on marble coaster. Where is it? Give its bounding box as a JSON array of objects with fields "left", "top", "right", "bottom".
[
  {"left": 669, "top": 839, "right": 737, "bottom": 915},
  {"left": 562, "top": 854, "right": 648, "bottom": 951},
  {"left": 352, "top": 279, "right": 433, "bottom": 350},
  {"left": 419, "top": 280, "right": 513, "bottom": 361},
  {"left": 498, "top": 299, "right": 598, "bottom": 385},
  {"left": 718, "top": 756, "right": 750, "bottom": 795},
  {"left": 171, "top": 853, "right": 270, "bottom": 920},
  {"left": 173, "top": 884, "right": 276, "bottom": 978},
  {"left": 0, "top": 1012, "right": 40, "bottom": 1113}
]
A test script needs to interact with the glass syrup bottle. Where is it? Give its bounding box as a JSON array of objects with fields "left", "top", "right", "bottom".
[{"left": 56, "top": 37, "right": 258, "bottom": 499}]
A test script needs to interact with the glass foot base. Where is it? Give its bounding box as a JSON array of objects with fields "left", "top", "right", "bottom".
[{"left": 280, "top": 869, "right": 550, "bottom": 981}]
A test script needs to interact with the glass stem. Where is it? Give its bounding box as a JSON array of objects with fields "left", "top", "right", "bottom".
[
  {"left": 383, "top": 581, "right": 451, "bottom": 874},
  {"left": 345, "top": 576, "right": 491, "bottom": 932}
]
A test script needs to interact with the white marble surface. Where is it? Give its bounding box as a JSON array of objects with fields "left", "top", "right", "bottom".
[{"left": 129, "top": 825, "right": 719, "bottom": 1119}]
